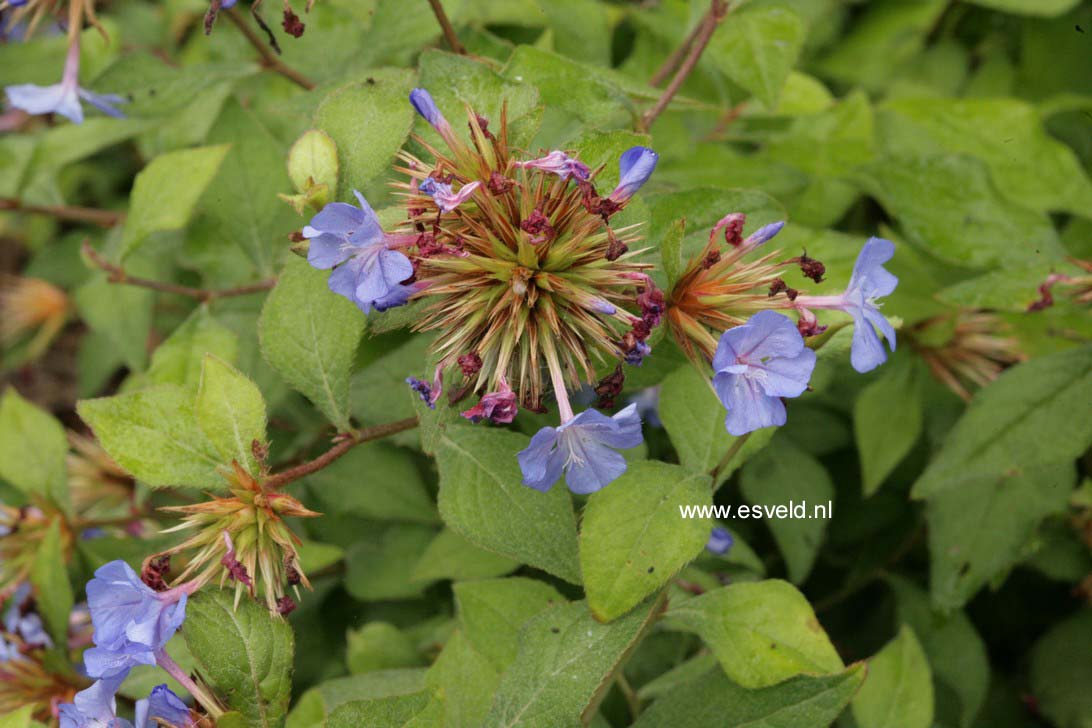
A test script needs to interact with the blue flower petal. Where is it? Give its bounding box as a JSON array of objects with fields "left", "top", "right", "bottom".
[
  {"left": 306, "top": 233, "right": 350, "bottom": 269},
  {"left": 518, "top": 426, "right": 564, "bottom": 492}
]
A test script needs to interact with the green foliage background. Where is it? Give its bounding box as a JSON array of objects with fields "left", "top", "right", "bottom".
[{"left": 1, "top": 0, "right": 1091, "bottom": 727}]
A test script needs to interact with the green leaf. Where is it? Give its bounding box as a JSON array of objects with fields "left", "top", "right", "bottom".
[
  {"left": 287, "top": 671, "right": 428, "bottom": 728},
  {"left": 877, "top": 98, "right": 1092, "bottom": 216},
  {"left": 485, "top": 597, "right": 663, "bottom": 727},
  {"left": 658, "top": 365, "right": 775, "bottom": 485},
  {"left": 852, "top": 154, "right": 1064, "bottom": 269},
  {"left": 963, "top": 0, "right": 1081, "bottom": 16},
  {"left": 195, "top": 355, "right": 267, "bottom": 476},
  {"left": 668, "top": 580, "right": 844, "bottom": 689},
  {"left": 855, "top": 154, "right": 1063, "bottom": 269},
  {"left": 73, "top": 273, "right": 153, "bottom": 372},
  {"left": 707, "top": 3, "right": 806, "bottom": 108},
  {"left": 203, "top": 100, "right": 297, "bottom": 276},
  {"left": 347, "top": 622, "right": 424, "bottom": 674},
  {"left": 887, "top": 576, "right": 988, "bottom": 728},
  {"left": 454, "top": 577, "right": 566, "bottom": 672},
  {"left": 344, "top": 524, "right": 436, "bottom": 601},
  {"left": 580, "top": 461, "right": 711, "bottom": 622},
  {"left": 29, "top": 517, "right": 73, "bottom": 647},
  {"left": 183, "top": 590, "right": 294, "bottom": 728},
  {"left": 436, "top": 427, "right": 581, "bottom": 584},
  {"left": 739, "top": 438, "right": 834, "bottom": 584},
  {"left": 502, "top": 46, "right": 634, "bottom": 128},
  {"left": 0, "top": 388, "right": 69, "bottom": 509},
  {"left": 634, "top": 665, "right": 866, "bottom": 728},
  {"left": 912, "top": 347, "right": 1092, "bottom": 497},
  {"left": 141, "top": 306, "right": 238, "bottom": 391},
  {"left": 0, "top": 705, "right": 34, "bottom": 728},
  {"left": 417, "top": 50, "right": 541, "bottom": 148},
  {"left": 854, "top": 358, "right": 924, "bottom": 496},
  {"left": 536, "top": 0, "right": 611, "bottom": 66},
  {"left": 78, "top": 385, "right": 225, "bottom": 490},
  {"left": 1030, "top": 610, "right": 1092, "bottom": 728},
  {"left": 119, "top": 144, "right": 229, "bottom": 258},
  {"left": 314, "top": 69, "right": 417, "bottom": 196},
  {"left": 327, "top": 693, "right": 432, "bottom": 728},
  {"left": 817, "top": 0, "right": 949, "bottom": 92},
  {"left": 259, "top": 257, "right": 364, "bottom": 430},
  {"left": 425, "top": 631, "right": 500, "bottom": 728},
  {"left": 852, "top": 626, "right": 934, "bottom": 728},
  {"left": 412, "top": 528, "right": 519, "bottom": 583},
  {"left": 660, "top": 218, "right": 687, "bottom": 288},
  {"left": 926, "top": 461, "right": 1074, "bottom": 610},
  {"left": 305, "top": 441, "right": 437, "bottom": 523}
]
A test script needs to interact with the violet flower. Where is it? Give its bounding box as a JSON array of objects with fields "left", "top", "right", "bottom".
[
  {"left": 5, "top": 40, "right": 125, "bottom": 124},
  {"left": 608, "top": 147, "right": 658, "bottom": 203},
  {"left": 418, "top": 177, "right": 481, "bottom": 213},
  {"left": 304, "top": 190, "right": 415, "bottom": 313},
  {"left": 83, "top": 560, "right": 189, "bottom": 680},
  {"left": 706, "top": 527, "right": 734, "bottom": 555},
  {"left": 518, "top": 404, "right": 643, "bottom": 494},
  {"left": 712, "top": 310, "right": 816, "bottom": 436},
  {"left": 515, "top": 150, "right": 591, "bottom": 181},
  {"left": 793, "top": 237, "right": 898, "bottom": 373}
]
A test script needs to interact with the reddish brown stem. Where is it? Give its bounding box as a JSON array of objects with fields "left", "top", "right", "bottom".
[
  {"left": 224, "top": 8, "right": 316, "bottom": 90},
  {"left": 649, "top": 10, "right": 706, "bottom": 87},
  {"left": 639, "top": 0, "right": 728, "bottom": 132},
  {"left": 82, "top": 241, "right": 276, "bottom": 302},
  {"left": 427, "top": 0, "right": 466, "bottom": 55},
  {"left": 0, "top": 197, "right": 123, "bottom": 228},
  {"left": 263, "top": 417, "right": 420, "bottom": 490}
]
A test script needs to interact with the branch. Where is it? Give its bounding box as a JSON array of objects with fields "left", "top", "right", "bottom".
[
  {"left": 0, "top": 198, "right": 123, "bottom": 228},
  {"left": 427, "top": 0, "right": 466, "bottom": 55},
  {"left": 224, "top": 8, "right": 316, "bottom": 90},
  {"left": 639, "top": 0, "right": 728, "bottom": 132},
  {"left": 648, "top": 12, "right": 705, "bottom": 87},
  {"left": 263, "top": 417, "right": 420, "bottom": 490},
  {"left": 82, "top": 241, "right": 276, "bottom": 302}
]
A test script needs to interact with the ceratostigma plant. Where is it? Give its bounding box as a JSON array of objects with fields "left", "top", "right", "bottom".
[{"left": 304, "top": 88, "right": 663, "bottom": 493}]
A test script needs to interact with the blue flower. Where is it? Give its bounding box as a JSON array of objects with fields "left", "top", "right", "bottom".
[
  {"left": 794, "top": 237, "right": 898, "bottom": 373},
  {"left": 418, "top": 177, "right": 481, "bottom": 213},
  {"left": 515, "top": 151, "right": 590, "bottom": 181},
  {"left": 5, "top": 41, "right": 125, "bottom": 124},
  {"left": 3, "top": 583, "right": 53, "bottom": 649},
  {"left": 83, "top": 560, "right": 187, "bottom": 680},
  {"left": 706, "top": 527, "right": 734, "bottom": 555},
  {"left": 712, "top": 310, "right": 816, "bottom": 436},
  {"left": 60, "top": 678, "right": 191, "bottom": 728},
  {"left": 840, "top": 237, "right": 898, "bottom": 373},
  {"left": 304, "top": 190, "right": 415, "bottom": 313},
  {"left": 518, "top": 404, "right": 643, "bottom": 494},
  {"left": 59, "top": 675, "right": 131, "bottom": 728},
  {"left": 745, "top": 221, "right": 785, "bottom": 247},
  {"left": 135, "top": 684, "right": 193, "bottom": 728},
  {"left": 409, "top": 88, "right": 450, "bottom": 133},
  {"left": 608, "top": 147, "right": 658, "bottom": 203}
]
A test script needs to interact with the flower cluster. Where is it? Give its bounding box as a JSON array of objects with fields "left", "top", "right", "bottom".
[
  {"left": 301, "top": 91, "right": 900, "bottom": 493},
  {"left": 304, "top": 88, "right": 662, "bottom": 493},
  {"left": 667, "top": 219, "right": 898, "bottom": 436},
  {"left": 908, "top": 310, "right": 1025, "bottom": 401},
  {"left": 148, "top": 462, "right": 318, "bottom": 615},
  {"left": 58, "top": 560, "right": 198, "bottom": 728}
]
